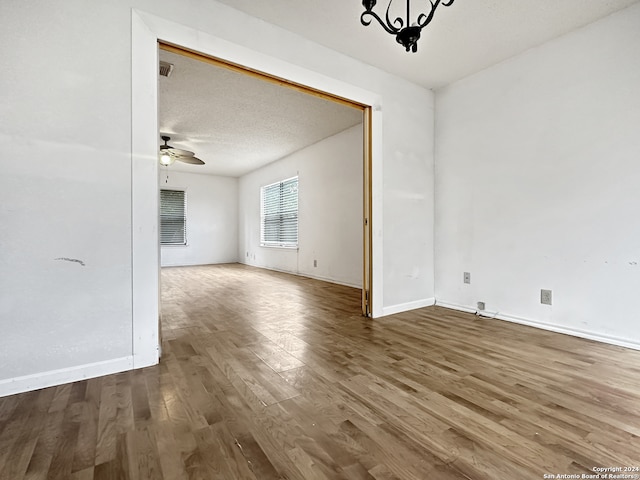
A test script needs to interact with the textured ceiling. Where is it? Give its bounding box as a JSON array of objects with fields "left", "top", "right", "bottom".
[
  {"left": 213, "top": 0, "right": 639, "bottom": 89},
  {"left": 159, "top": 50, "right": 363, "bottom": 177}
]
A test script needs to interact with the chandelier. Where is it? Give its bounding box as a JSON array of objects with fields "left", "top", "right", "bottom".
[{"left": 360, "top": 0, "right": 455, "bottom": 53}]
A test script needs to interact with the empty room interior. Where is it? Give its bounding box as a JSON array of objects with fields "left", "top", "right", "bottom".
[{"left": 1, "top": 1, "right": 639, "bottom": 479}]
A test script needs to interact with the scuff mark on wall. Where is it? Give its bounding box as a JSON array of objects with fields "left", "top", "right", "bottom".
[{"left": 55, "top": 257, "right": 86, "bottom": 267}]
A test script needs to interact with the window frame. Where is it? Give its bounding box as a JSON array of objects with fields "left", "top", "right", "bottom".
[
  {"left": 159, "top": 188, "right": 187, "bottom": 246},
  {"left": 260, "top": 176, "right": 299, "bottom": 249}
]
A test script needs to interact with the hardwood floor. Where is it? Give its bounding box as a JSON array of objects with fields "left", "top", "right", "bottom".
[{"left": 1, "top": 263, "right": 640, "bottom": 479}]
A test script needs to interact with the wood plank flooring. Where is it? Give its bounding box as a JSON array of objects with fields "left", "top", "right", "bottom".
[{"left": 1, "top": 263, "right": 640, "bottom": 479}]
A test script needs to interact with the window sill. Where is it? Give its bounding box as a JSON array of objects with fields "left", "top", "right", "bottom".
[{"left": 260, "top": 244, "right": 298, "bottom": 250}]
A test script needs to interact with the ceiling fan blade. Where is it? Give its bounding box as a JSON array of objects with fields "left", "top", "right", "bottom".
[
  {"left": 162, "top": 146, "right": 194, "bottom": 157},
  {"left": 176, "top": 156, "right": 205, "bottom": 165}
]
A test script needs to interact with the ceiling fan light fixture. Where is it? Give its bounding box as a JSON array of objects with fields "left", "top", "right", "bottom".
[
  {"left": 360, "top": 0, "right": 455, "bottom": 53},
  {"left": 159, "top": 152, "right": 174, "bottom": 166}
]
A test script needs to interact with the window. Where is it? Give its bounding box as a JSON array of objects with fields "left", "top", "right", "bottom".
[
  {"left": 160, "top": 189, "right": 187, "bottom": 245},
  {"left": 260, "top": 176, "right": 298, "bottom": 248}
]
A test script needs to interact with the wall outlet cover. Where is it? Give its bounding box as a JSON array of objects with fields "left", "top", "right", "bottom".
[
  {"left": 541, "top": 289, "right": 552, "bottom": 305},
  {"left": 464, "top": 272, "right": 471, "bottom": 284}
]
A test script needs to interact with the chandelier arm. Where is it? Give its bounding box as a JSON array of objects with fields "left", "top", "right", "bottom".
[
  {"left": 416, "top": 0, "right": 440, "bottom": 28},
  {"left": 361, "top": 10, "right": 400, "bottom": 34},
  {"left": 385, "top": 0, "right": 405, "bottom": 31}
]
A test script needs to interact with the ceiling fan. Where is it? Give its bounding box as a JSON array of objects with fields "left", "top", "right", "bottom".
[{"left": 159, "top": 135, "right": 205, "bottom": 166}]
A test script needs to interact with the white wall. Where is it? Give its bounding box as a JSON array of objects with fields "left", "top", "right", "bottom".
[
  {"left": 0, "top": 0, "right": 434, "bottom": 396},
  {"left": 435, "top": 4, "right": 640, "bottom": 349},
  {"left": 160, "top": 171, "right": 238, "bottom": 267},
  {"left": 0, "top": 1, "right": 136, "bottom": 393},
  {"left": 239, "top": 125, "right": 363, "bottom": 288}
]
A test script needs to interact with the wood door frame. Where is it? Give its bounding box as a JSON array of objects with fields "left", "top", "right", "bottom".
[
  {"left": 158, "top": 42, "right": 372, "bottom": 316},
  {"left": 132, "top": 9, "right": 382, "bottom": 369}
]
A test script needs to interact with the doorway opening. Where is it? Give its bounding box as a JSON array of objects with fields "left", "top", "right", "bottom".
[
  {"left": 157, "top": 42, "right": 373, "bottom": 321},
  {"left": 131, "top": 11, "right": 382, "bottom": 368}
]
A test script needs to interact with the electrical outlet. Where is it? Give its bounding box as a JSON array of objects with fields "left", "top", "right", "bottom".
[
  {"left": 464, "top": 272, "right": 471, "bottom": 284},
  {"left": 477, "top": 301, "right": 485, "bottom": 311},
  {"left": 541, "top": 289, "right": 552, "bottom": 305},
  {"left": 246, "top": 251, "right": 249, "bottom": 257},
  {"left": 313, "top": 259, "right": 317, "bottom": 267}
]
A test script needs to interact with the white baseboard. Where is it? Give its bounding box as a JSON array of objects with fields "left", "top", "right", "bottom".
[
  {"left": 435, "top": 300, "right": 640, "bottom": 351},
  {"left": 0, "top": 356, "right": 134, "bottom": 398},
  {"left": 239, "top": 262, "right": 361, "bottom": 289},
  {"left": 435, "top": 301, "right": 477, "bottom": 314},
  {"left": 382, "top": 297, "right": 436, "bottom": 317},
  {"left": 161, "top": 260, "right": 239, "bottom": 268},
  {"left": 296, "top": 271, "right": 361, "bottom": 289}
]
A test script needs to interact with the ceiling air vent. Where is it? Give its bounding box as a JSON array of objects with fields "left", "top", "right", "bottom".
[{"left": 159, "top": 61, "right": 174, "bottom": 78}]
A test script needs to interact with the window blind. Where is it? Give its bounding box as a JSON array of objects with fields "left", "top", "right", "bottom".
[
  {"left": 260, "top": 177, "right": 298, "bottom": 247},
  {"left": 160, "top": 189, "right": 186, "bottom": 245}
]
